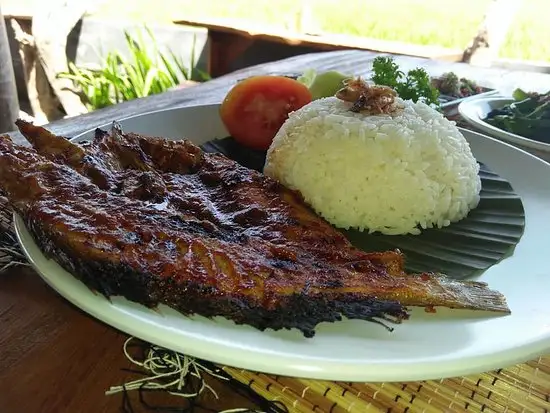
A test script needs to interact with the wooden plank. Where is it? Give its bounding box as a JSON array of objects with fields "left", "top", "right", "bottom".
[
  {"left": 0, "top": 266, "right": 259, "bottom": 413},
  {"left": 173, "top": 17, "right": 463, "bottom": 62}
]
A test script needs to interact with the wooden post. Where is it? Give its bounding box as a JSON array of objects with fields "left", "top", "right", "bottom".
[
  {"left": 208, "top": 31, "right": 253, "bottom": 78},
  {"left": 462, "top": 0, "right": 522, "bottom": 66},
  {"left": 32, "top": 0, "right": 95, "bottom": 118},
  {"left": 0, "top": 6, "right": 19, "bottom": 133}
]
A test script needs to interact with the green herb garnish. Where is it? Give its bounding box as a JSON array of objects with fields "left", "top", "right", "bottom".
[{"left": 371, "top": 57, "right": 440, "bottom": 107}]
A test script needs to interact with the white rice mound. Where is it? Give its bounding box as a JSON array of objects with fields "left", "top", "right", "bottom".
[{"left": 264, "top": 96, "right": 482, "bottom": 235}]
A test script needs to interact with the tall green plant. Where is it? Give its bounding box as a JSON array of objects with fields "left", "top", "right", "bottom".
[{"left": 59, "top": 27, "right": 209, "bottom": 111}]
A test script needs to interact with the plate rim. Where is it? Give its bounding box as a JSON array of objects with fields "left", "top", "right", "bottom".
[{"left": 14, "top": 103, "right": 550, "bottom": 382}]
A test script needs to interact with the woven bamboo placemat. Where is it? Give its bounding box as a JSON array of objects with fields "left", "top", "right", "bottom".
[{"left": 221, "top": 357, "right": 550, "bottom": 412}]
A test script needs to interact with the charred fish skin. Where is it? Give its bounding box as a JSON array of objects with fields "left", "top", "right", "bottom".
[
  {"left": 24, "top": 213, "right": 409, "bottom": 338},
  {"left": 4, "top": 140, "right": 410, "bottom": 336},
  {"left": 0, "top": 123, "right": 510, "bottom": 338}
]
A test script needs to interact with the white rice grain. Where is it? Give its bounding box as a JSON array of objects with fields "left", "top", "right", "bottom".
[{"left": 264, "top": 97, "right": 481, "bottom": 235}]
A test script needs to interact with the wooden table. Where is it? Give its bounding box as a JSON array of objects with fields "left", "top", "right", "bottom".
[{"left": 2, "top": 50, "right": 550, "bottom": 413}]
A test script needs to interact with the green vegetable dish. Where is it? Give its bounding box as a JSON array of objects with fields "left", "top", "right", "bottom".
[
  {"left": 371, "top": 56, "right": 440, "bottom": 107},
  {"left": 485, "top": 88, "right": 550, "bottom": 144}
]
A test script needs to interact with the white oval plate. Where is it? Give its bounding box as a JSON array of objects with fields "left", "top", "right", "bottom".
[
  {"left": 458, "top": 97, "right": 550, "bottom": 159},
  {"left": 14, "top": 104, "right": 550, "bottom": 382}
]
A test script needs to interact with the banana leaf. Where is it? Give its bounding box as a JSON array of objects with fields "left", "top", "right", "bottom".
[{"left": 201, "top": 137, "right": 525, "bottom": 280}]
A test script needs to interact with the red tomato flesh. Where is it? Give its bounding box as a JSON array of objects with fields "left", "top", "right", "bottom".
[{"left": 220, "top": 76, "right": 312, "bottom": 151}]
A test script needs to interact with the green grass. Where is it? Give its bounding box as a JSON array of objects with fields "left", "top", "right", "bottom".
[
  {"left": 92, "top": 0, "right": 550, "bottom": 62},
  {"left": 58, "top": 27, "right": 208, "bottom": 110}
]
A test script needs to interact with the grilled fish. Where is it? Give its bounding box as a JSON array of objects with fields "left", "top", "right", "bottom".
[{"left": 0, "top": 121, "right": 510, "bottom": 337}]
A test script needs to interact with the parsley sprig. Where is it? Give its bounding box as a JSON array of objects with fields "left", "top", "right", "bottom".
[{"left": 371, "top": 57, "right": 440, "bottom": 107}]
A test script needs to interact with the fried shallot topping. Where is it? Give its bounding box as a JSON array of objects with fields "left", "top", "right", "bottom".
[{"left": 335, "top": 77, "right": 402, "bottom": 115}]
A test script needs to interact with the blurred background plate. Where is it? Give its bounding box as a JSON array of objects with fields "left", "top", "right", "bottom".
[{"left": 459, "top": 97, "right": 550, "bottom": 162}]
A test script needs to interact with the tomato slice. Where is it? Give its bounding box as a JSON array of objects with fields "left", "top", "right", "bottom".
[{"left": 220, "top": 76, "right": 312, "bottom": 151}]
